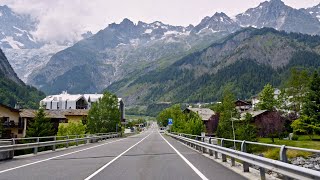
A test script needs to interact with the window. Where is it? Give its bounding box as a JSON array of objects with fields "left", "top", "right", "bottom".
[{"left": 18, "top": 129, "right": 23, "bottom": 134}]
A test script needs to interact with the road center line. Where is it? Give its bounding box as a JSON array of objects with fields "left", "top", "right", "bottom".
[
  {"left": 159, "top": 132, "right": 209, "bottom": 180},
  {"left": 0, "top": 134, "right": 142, "bottom": 174},
  {"left": 84, "top": 132, "right": 152, "bottom": 180}
]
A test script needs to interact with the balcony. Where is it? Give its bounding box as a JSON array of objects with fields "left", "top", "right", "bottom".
[{"left": 2, "top": 121, "right": 24, "bottom": 129}]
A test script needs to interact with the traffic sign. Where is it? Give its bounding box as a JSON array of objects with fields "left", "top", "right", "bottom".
[{"left": 168, "top": 118, "right": 173, "bottom": 125}]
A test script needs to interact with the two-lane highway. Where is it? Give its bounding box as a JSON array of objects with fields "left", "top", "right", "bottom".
[{"left": 0, "top": 125, "right": 246, "bottom": 180}]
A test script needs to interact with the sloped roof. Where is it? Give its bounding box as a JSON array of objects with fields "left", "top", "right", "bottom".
[
  {"left": 60, "top": 109, "right": 89, "bottom": 116},
  {"left": 235, "top": 100, "right": 251, "bottom": 105},
  {"left": 20, "top": 109, "right": 66, "bottom": 119},
  {"left": 240, "top": 110, "right": 268, "bottom": 120},
  {"left": 185, "top": 108, "right": 215, "bottom": 121},
  {"left": 41, "top": 93, "right": 85, "bottom": 103}
]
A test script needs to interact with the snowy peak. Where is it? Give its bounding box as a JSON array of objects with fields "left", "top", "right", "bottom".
[
  {"left": 0, "top": 5, "right": 42, "bottom": 49},
  {"left": 91, "top": 18, "right": 191, "bottom": 49},
  {"left": 235, "top": 0, "right": 320, "bottom": 34},
  {"left": 192, "top": 12, "right": 240, "bottom": 34},
  {"left": 303, "top": 3, "right": 320, "bottom": 21}
]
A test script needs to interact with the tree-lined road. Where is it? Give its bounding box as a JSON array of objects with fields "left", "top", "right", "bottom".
[{"left": 0, "top": 125, "right": 245, "bottom": 180}]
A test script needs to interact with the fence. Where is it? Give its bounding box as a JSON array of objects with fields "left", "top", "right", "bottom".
[
  {"left": 0, "top": 132, "right": 120, "bottom": 158},
  {"left": 167, "top": 132, "right": 320, "bottom": 180}
]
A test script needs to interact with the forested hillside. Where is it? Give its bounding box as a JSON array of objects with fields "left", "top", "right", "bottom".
[
  {"left": 0, "top": 49, "right": 45, "bottom": 108},
  {"left": 108, "top": 28, "right": 320, "bottom": 107}
]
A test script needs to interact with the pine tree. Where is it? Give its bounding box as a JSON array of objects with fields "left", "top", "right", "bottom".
[
  {"left": 292, "top": 72, "right": 320, "bottom": 139},
  {"left": 27, "top": 108, "right": 55, "bottom": 137}
]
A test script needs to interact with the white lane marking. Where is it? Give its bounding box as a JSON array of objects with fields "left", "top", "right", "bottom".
[
  {"left": 159, "top": 132, "right": 209, "bottom": 180},
  {"left": 0, "top": 134, "right": 143, "bottom": 174},
  {"left": 84, "top": 132, "right": 152, "bottom": 180}
]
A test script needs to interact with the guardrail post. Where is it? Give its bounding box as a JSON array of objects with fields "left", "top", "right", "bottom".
[
  {"left": 11, "top": 138, "right": 15, "bottom": 157},
  {"left": 259, "top": 154, "right": 266, "bottom": 180},
  {"left": 76, "top": 135, "right": 78, "bottom": 146},
  {"left": 52, "top": 136, "right": 56, "bottom": 151},
  {"left": 86, "top": 135, "right": 90, "bottom": 144},
  {"left": 196, "top": 136, "right": 200, "bottom": 151},
  {"left": 231, "top": 156, "right": 235, "bottom": 166},
  {"left": 280, "top": 145, "right": 288, "bottom": 163},
  {"left": 280, "top": 145, "right": 291, "bottom": 180},
  {"left": 202, "top": 137, "right": 206, "bottom": 153},
  {"left": 241, "top": 141, "right": 249, "bottom": 172},
  {"left": 209, "top": 138, "right": 213, "bottom": 156},
  {"left": 34, "top": 137, "right": 39, "bottom": 154},
  {"left": 66, "top": 136, "right": 69, "bottom": 148},
  {"left": 221, "top": 139, "right": 227, "bottom": 162}
]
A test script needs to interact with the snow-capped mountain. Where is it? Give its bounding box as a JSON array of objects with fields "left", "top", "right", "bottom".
[
  {"left": 28, "top": 18, "right": 228, "bottom": 94},
  {"left": 3, "top": 44, "right": 68, "bottom": 82},
  {"left": 236, "top": 0, "right": 320, "bottom": 34},
  {"left": 27, "top": 0, "right": 320, "bottom": 94},
  {"left": 0, "top": 5, "right": 71, "bottom": 82},
  {"left": 303, "top": 3, "right": 320, "bottom": 22},
  {"left": 2, "top": 0, "right": 320, "bottom": 94},
  {"left": 191, "top": 12, "right": 240, "bottom": 34},
  {"left": 0, "top": 5, "right": 42, "bottom": 49}
]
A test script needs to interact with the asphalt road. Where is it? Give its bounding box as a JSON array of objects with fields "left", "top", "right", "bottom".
[{"left": 0, "top": 125, "right": 246, "bottom": 180}]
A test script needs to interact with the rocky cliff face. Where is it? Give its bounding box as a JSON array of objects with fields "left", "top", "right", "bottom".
[
  {"left": 303, "top": 3, "right": 320, "bottom": 22},
  {"left": 236, "top": 0, "right": 320, "bottom": 34},
  {"left": 0, "top": 48, "right": 22, "bottom": 84}
]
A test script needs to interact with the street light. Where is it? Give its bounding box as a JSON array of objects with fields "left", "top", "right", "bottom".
[{"left": 231, "top": 112, "right": 237, "bottom": 150}]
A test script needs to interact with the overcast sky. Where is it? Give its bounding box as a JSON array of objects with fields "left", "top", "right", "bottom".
[{"left": 0, "top": 0, "right": 319, "bottom": 43}]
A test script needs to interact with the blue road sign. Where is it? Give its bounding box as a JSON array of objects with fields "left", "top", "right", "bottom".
[{"left": 168, "top": 118, "right": 173, "bottom": 125}]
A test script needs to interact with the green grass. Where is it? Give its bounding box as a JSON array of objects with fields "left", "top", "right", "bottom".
[
  {"left": 258, "top": 135, "right": 320, "bottom": 150},
  {"left": 254, "top": 135, "right": 320, "bottom": 160}
]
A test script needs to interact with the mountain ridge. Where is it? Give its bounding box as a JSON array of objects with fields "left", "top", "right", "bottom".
[{"left": 107, "top": 27, "right": 320, "bottom": 106}]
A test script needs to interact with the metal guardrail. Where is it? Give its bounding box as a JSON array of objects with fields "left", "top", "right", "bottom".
[
  {"left": 0, "top": 132, "right": 121, "bottom": 156},
  {"left": 167, "top": 132, "right": 320, "bottom": 180}
]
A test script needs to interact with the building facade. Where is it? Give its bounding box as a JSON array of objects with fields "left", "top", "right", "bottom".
[{"left": 0, "top": 104, "right": 26, "bottom": 138}]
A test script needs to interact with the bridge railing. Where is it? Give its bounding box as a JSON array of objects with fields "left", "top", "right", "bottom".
[
  {"left": 167, "top": 132, "right": 320, "bottom": 180},
  {"left": 0, "top": 132, "right": 121, "bottom": 156}
]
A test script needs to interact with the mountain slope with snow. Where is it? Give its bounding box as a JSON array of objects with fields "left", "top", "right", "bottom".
[{"left": 236, "top": 0, "right": 320, "bottom": 34}]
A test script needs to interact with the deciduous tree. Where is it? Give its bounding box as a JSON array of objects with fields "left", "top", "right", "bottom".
[
  {"left": 257, "top": 84, "right": 277, "bottom": 111},
  {"left": 87, "top": 91, "right": 120, "bottom": 133},
  {"left": 256, "top": 111, "right": 285, "bottom": 142}
]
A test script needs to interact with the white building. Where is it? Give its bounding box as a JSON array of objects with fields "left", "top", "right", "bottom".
[
  {"left": 83, "top": 94, "right": 103, "bottom": 109},
  {"left": 40, "top": 91, "right": 88, "bottom": 110},
  {"left": 40, "top": 92, "right": 125, "bottom": 121}
]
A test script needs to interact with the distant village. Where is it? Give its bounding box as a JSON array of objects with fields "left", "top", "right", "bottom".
[
  {"left": 183, "top": 88, "right": 282, "bottom": 135},
  {"left": 0, "top": 91, "right": 125, "bottom": 139}
]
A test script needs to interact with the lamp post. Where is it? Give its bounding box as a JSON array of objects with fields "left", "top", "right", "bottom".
[{"left": 231, "top": 112, "right": 236, "bottom": 150}]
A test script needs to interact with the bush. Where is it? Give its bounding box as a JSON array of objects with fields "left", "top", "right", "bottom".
[
  {"left": 291, "top": 134, "right": 299, "bottom": 141},
  {"left": 57, "top": 121, "right": 86, "bottom": 136}
]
